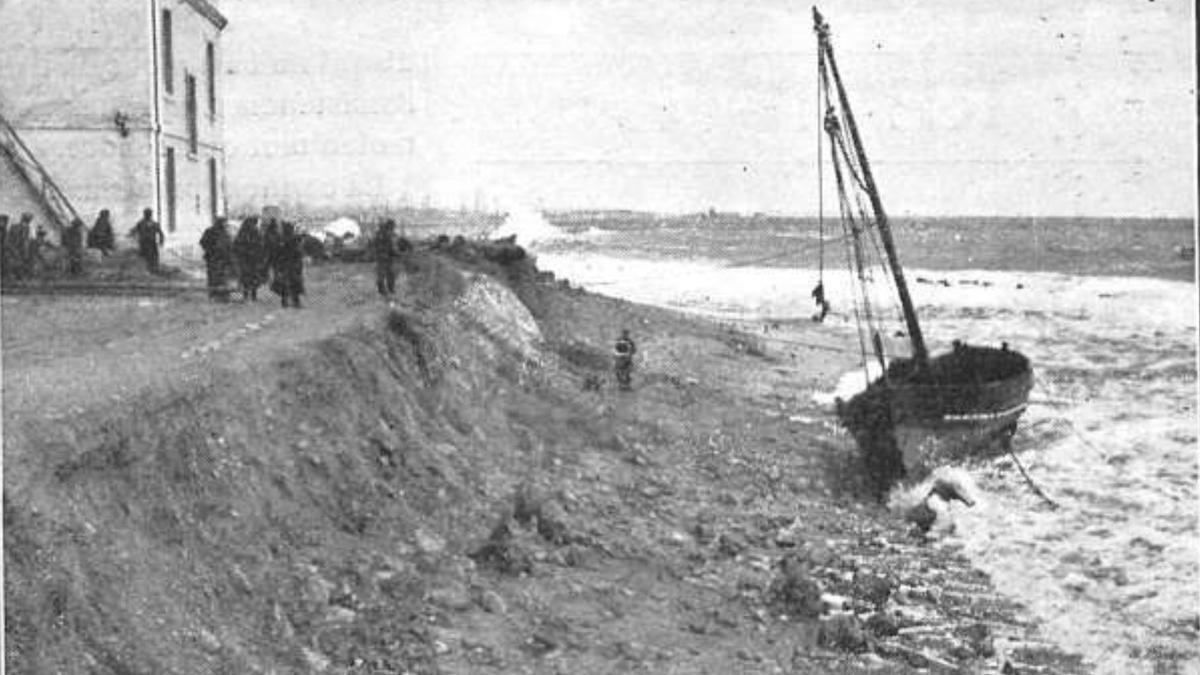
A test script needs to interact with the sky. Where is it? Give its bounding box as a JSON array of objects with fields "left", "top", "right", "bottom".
[{"left": 220, "top": 0, "right": 1196, "bottom": 217}]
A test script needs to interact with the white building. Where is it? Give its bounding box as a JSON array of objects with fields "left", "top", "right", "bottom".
[{"left": 0, "top": 0, "right": 228, "bottom": 248}]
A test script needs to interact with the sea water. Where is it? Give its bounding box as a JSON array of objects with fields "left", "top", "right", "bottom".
[{"left": 534, "top": 248, "right": 1199, "bottom": 674}]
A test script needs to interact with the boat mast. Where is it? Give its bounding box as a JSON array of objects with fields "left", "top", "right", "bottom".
[{"left": 813, "top": 7, "right": 929, "bottom": 368}]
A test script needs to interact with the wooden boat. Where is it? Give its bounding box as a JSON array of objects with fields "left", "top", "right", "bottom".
[{"left": 810, "top": 8, "right": 1034, "bottom": 488}]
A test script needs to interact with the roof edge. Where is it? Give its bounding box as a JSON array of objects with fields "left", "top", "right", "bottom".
[{"left": 182, "top": 0, "right": 228, "bottom": 30}]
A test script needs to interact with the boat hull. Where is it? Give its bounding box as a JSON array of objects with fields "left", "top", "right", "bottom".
[{"left": 838, "top": 344, "right": 1033, "bottom": 485}]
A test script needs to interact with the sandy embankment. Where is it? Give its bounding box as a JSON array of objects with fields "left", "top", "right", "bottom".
[{"left": 2, "top": 249, "right": 1088, "bottom": 674}]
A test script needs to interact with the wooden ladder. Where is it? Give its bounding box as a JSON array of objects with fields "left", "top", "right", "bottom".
[{"left": 0, "top": 112, "right": 81, "bottom": 232}]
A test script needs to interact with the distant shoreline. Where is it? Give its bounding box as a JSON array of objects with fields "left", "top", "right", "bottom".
[{"left": 536, "top": 213, "right": 1196, "bottom": 282}]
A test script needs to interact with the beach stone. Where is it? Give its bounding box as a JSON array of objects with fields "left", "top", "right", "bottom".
[
  {"left": 468, "top": 520, "right": 534, "bottom": 575},
  {"left": 300, "top": 571, "right": 335, "bottom": 609},
  {"left": 864, "top": 610, "right": 899, "bottom": 637},
  {"left": 512, "top": 483, "right": 545, "bottom": 524},
  {"left": 798, "top": 541, "right": 837, "bottom": 568},
  {"left": 415, "top": 527, "right": 446, "bottom": 555},
  {"left": 666, "top": 530, "right": 691, "bottom": 546},
  {"left": 429, "top": 585, "right": 473, "bottom": 612},
  {"left": 960, "top": 622, "right": 995, "bottom": 657},
  {"left": 718, "top": 531, "right": 749, "bottom": 557},
  {"left": 852, "top": 572, "right": 894, "bottom": 609},
  {"left": 462, "top": 636, "right": 491, "bottom": 651},
  {"left": 558, "top": 543, "right": 591, "bottom": 568},
  {"left": 196, "top": 628, "right": 222, "bottom": 653},
  {"left": 712, "top": 607, "right": 740, "bottom": 628},
  {"left": 818, "top": 614, "right": 868, "bottom": 652},
  {"left": 536, "top": 499, "right": 571, "bottom": 545},
  {"left": 692, "top": 521, "right": 716, "bottom": 545},
  {"left": 774, "top": 519, "right": 804, "bottom": 548},
  {"left": 766, "top": 555, "right": 824, "bottom": 619},
  {"left": 324, "top": 606, "right": 357, "bottom": 624},
  {"left": 523, "top": 632, "right": 558, "bottom": 656},
  {"left": 230, "top": 565, "right": 253, "bottom": 595},
  {"left": 479, "top": 589, "right": 508, "bottom": 615},
  {"left": 1063, "top": 572, "right": 1091, "bottom": 593},
  {"left": 301, "top": 647, "right": 330, "bottom": 673}
]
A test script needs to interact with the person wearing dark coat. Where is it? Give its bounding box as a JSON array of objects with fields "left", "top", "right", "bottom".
[
  {"left": 87, "top": 209, "right": 116, "bottom": 256},
  {"left": 270, "top": 221, "right": 305, "bottom": 308},
  {"left": 63, "top": 217, "right": 86, "bottom": 276},
  {"left": 30, "top": 224, "right": 49, "bottom": 276},
  {"left": 373, "top": 218, "right": 400, "bottom": 296},
  {"left": 262, "top": 217, "right": 281, "bottom": 285},
  {"left": 130, "top": 208, "right": 164, "bottom": 273},
  {"left": 5, "top": 213, "right": 33, "bottom": 280},
  {"left": 614, "top": 329, "right": 637, "bottom": 391},
  {"left": 199, "top": 217, "right": 233, "bottom": 299},
  {"left": 232, "top": 216, "right": 266, "bottom": 301}
]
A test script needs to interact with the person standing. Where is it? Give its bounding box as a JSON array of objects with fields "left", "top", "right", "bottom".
[
  {"left": 88, "top": 209, "right": 116, "bottom": 256},
  {"left": 614, "top": 329, "right": 637, "bottom": 391},
  {"left": 233, "top": 216, "right": 266, "bottom": 301},
  {"left": 63, "top": 217, "right": 86, "bottom": 276},
  {"left": 5, "top": 213, "right": 34, "bottom": 280},
  {"left": 130, "top": 208, "right": 164, "bottom": 273},
  {"left": 29, "top": 224, "right": 49, "bottom": 276},
  {"left": 262, "top": 217, "right": 281, "bottom": 288},
  {"left": 271, "top": 221, "right": 305, "bottom": 308},
  {"left": 199, "top": 217, "right": 233, "bottom": 300},
  {"left": 373, "top": 218, "right": 400, "bottom": 296}
]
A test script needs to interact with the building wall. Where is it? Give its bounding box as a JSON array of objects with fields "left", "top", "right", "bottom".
[
  {"left": 0, "top": 152, "right": 58, "bottom": 229},
  {"left": 0, "top": 0, "right": 154, "bottom": 238},
  {"left": 157, "top": 0, "right": 226, "bottom": 249},
  {"left": 0, "top": 0, "right": 227, "bottom": 252}
]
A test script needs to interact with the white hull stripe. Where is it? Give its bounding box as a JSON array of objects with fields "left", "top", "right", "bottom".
[{"left": 940, "top": 403, "right": 1028, "bottom": 423}]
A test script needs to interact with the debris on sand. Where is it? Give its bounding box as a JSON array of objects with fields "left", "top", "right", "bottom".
[
  {"left": 468, "top": 519, "right": 535, "bottom": 576},
  {"left": 765, "top": 553, "right": 826, "bottom": 619}
]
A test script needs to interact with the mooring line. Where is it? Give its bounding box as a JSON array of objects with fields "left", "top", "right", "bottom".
[{"left": 1006, "top": 446, "right": 1060, "bottom": 510}]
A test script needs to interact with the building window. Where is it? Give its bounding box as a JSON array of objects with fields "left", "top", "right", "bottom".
[
  {"left": 161, "top": 9, "right": 173, "bottom": 94},
  {"left": 206, "top": 42, "right": 217, "bottom": 118},
  {"left": 185, "top": 74, "right": 198, "bottom": 155},
  {"left": 165, "top": 147, "right": 177, "bottom": 232},
  {"left": 208, "top": 157, "right": 219, "bottom": 220}
]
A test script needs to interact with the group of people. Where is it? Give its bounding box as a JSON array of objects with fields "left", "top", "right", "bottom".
[
  {"left": 1, "top": 212, "right": 47, "bottom": 281},
  {"left": 1, "top": 207, "right": 151, "bottom": 282},
  {"left": 6, "top": 207, "right": 644, "bottom": 388},
  {"left": 199, "top": 216, "right": 307, "bottom": 307}
]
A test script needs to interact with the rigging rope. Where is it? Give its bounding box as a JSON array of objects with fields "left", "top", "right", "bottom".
[
  {"left": 811, "top": 49, "right": 831, "bottom": 322},
  {"left": 816, "top": 41, "right": 825, "bottom": 282},
  {"left": 828, "top": 134, "right": 873, "bottom": 382},
  {"left": 818, "top": 62, "right": 906, "bottom": 379}
]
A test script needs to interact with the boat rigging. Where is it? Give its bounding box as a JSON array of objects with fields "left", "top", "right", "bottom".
[{"left": 810, "top": 7, "right": 1035, "bottom": 493}]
